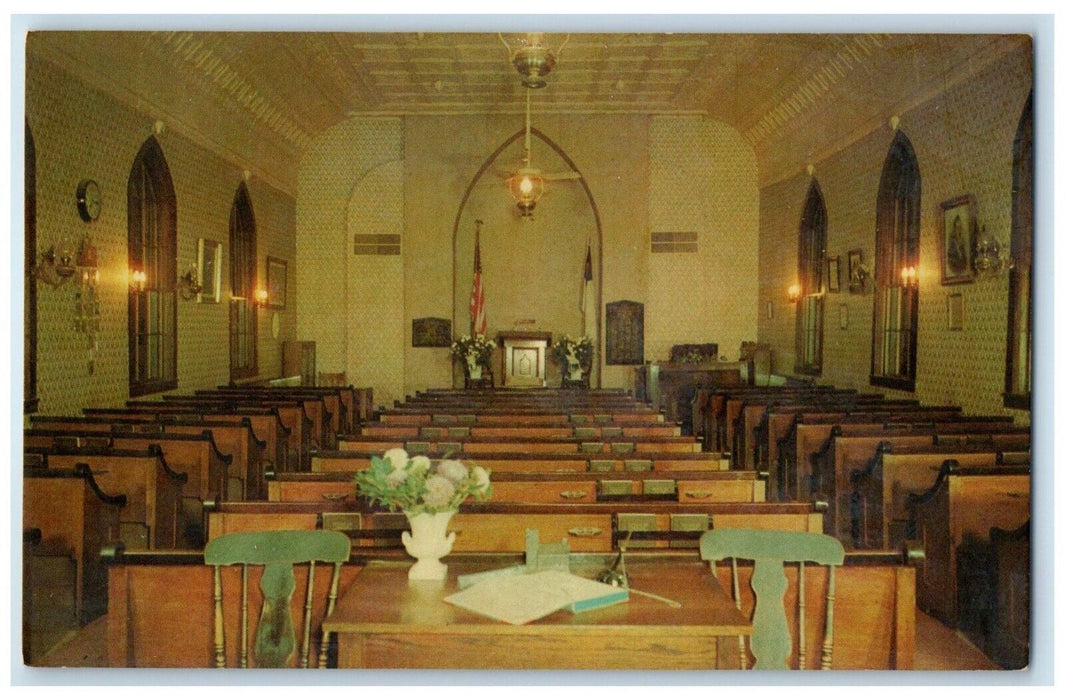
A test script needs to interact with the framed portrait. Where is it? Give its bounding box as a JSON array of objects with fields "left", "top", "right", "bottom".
[
  {"left": 940, "top": 195, "right": 976, "bottom": 285},
  {"left": 266, "top": 257, "right": 287, "bottom": 309},
  {"left": 827, "top": 256, "right": 841, "bottom": 293},
  {"left": 196, "top": 238, "right": 221, "bottom": 303},
  {"left": 947, "top": 293, "right": 965, "bottom": 331}
]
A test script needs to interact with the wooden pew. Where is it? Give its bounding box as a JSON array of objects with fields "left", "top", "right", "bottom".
[
  {"left": 104, "top": 547, "right": 363, "bottom": 667},
  {"left": 379, "top": 408, "right": 665, "bottom": 425},
  {"left": 811, "top": 429, "right": 1030, "bottom": 545},
  {"left": 24, "top": 428, "right": 232, "bottom": 547},
  {"left": 123, "top": 401, "right": 291, "bottom": 474},
  {"left": 26, "top": 446, "right": 186, "bottom": 551},
  {"left": 268, "top": 469, "right": 766, "bottom": 505},
  {"left": 710, "top": 552, "right": 916, "bottom": 669},
  {"left": 796, "top": 419, "right": 1025, "bottom": 503},
  {"left": 197, "top": 389, "right": 333, "bottom": 452},
  {"left": 851, "top": 445, "right": 1029, "bottom": 549},
  {"left": 339, "top": 434, "right": 705, "bottom": 454},
  {"left": 205, "top": 500, "right": 824, "bottom": 552},
  {"left": 102, "top": 546, "right": 912, "bottom": 670},
  {"left": 906, "top": 462, "right": 1030, "bottom": 628},
  {"left": 216, "top": 383, "right": 361, "bottom": 434},
  {"left": 23, "top": 462, "right": 125, "bottom": 625},
  {"left": 158, "top": 395, "right": 312, "bottom": 467},
  {"left": 954, "top": 520, "right": 1031, "bottom": 670},
  {"left": 695, "top": 385, "right": 848, "bottom": 452},
  {"left": 359, "top": 421, "right": 683, "bottom": 440},
  {"left": 30, "top": 414, "right": 268, "bottom": 500},
  {"left": 311, "top": 449, "right": 728, "bottom": 475}
]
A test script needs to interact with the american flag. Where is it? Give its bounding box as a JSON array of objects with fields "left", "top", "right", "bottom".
[{"left": 470, "top": 220, "right": 486, "bottom": 336}]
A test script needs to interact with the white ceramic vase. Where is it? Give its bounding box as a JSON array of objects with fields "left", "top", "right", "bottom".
[
  {"left": 467, "top": 359, "right": 483, "bottom": 380},
  {"left": 567, "top": 364, "right": 584, "bottom": 381},
  {"left": 401, "top": 510, "right": 457, "bottom": 580}
]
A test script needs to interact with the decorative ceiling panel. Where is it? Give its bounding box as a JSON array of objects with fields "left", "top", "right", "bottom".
[{"left": 26, "top": 30, "right": 1028, "bottom": 193}]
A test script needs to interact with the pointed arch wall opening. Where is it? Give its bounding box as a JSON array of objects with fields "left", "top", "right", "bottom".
[{"left": 451, "top": 127, "right": 604, "bottom": 387}]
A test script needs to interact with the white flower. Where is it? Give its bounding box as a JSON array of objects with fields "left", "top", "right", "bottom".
[
  {"left": 423, "top": 474, "right": 456, "bottom": 508},
  {"left": 383, "top": 447, "right": 409, "bottom": 471},
  {"left": 471, "top": 465, "right": 490, "bottom": 490},
  {"left": 437, "top": 459, "right": 469, "bottom": 485},
  {"left": 409, "top": 455, "right": 432, "bottom": 476}
]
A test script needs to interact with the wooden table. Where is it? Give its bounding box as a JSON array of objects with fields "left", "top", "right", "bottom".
[{"left": 322, "top": 558, "right": 751, "bottom": 669}]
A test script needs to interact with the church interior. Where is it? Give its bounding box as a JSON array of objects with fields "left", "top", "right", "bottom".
[{"left": 16, "top": 23, "right": 1044, "bottom": 676}]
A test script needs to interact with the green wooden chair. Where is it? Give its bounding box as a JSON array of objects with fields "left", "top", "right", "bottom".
[
  {"left": 204, "top": 530, "right": 350, "bottom": 668},
  {"left": 700, "top": 528, "right": 845, "bottom": 670}
]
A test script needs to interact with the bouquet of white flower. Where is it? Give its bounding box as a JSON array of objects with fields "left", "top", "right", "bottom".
[
  {"left": 450, "top": 334, "right": 496, "bottom": 367},
  {"left": 550, "top": 334, "right": 594, "bottom": 367},
  {"left": 353, "top": 448, "right": 492, "bottom": 515}
]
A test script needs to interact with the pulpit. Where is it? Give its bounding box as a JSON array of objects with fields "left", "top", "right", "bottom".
[{"left": 497, "top": 331, "right": 552, "bottom": 387}]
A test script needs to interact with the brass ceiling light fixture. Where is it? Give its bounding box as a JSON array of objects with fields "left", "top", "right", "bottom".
[{"left": 499, "top": 33, "right": 578, "bottom": 219}]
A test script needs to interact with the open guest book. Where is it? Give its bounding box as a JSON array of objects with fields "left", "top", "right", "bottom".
[{"left": 443, "top": 569, "right": 630, "bottom": 625}]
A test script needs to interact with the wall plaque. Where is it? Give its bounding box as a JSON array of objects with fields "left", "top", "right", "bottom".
[
  {"left": 412, "top": 317, "right": 452, "bottom": 347},
  {"left": 605, "top": 300, "right": 644, "bottom": 365}
]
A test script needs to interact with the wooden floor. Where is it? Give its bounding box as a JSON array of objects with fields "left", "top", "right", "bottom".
[{"left": 30, "top": 609, "right": 1000, "bottom": 671}]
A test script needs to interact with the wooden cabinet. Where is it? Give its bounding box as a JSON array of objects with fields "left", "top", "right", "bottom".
[{"left": 282, "top": 341, "right": 315, "bottom": 386}]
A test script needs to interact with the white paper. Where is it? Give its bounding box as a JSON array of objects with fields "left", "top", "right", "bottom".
[{"left": 443, "top": 569, "right": 627, "bottom": 625}]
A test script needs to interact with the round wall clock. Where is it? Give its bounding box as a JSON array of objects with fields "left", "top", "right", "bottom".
[{"left": 76, "top": 179, "right": 102, "bottom": 222}]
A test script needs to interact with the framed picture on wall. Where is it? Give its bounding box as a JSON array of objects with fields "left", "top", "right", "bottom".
[
  {"left": 196, "top": 238, "right": 221, "bottom": 304},
  {"left": 940, "top": 195, "right": 976, "bottom": 285},
  {"left": 847, "top": 249, "right": 867, "bottom": 294},
  {"left": 827, "top": 256, "right": 841, "bottom": 292},
  {"left": 266, "top": 257, "right": 287, "bottom": 309},
  {"left": 947, "top": 293, "right": 965, "bottom": 331}
]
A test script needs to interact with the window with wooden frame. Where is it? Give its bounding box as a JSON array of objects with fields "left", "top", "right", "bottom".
[
  {"left": 128, "top": 136, "right": 178, "bottom": 397},
  {"left": 1004, "top": 93, "right": 1033, "bottom": 409},
  {"left": 870, "top": 131, "right": 921, "bottom": 391},
  {"left": 229, "top": 182, "right": 258, "bottom": 381},
  {"left": 25, "top": 123, "right": 38, "bottom": 413},
  {"left": 795, "top": 179, "right": 827, "bottom": 375}
]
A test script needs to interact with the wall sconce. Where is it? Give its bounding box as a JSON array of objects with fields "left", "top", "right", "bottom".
[
  {"left": 34, "top": 239, "right": 78, "bottom": 287},
  {"left": 972, "top": 226, "right": 1011, "bottom": 277},
  {"left": 130, "top": 269, "right": 147, "bottom": 292},
  {"left": 176, "top": 263, "right": 203, "bottom": 301},
  {"left": 254, "top": 288, "right": 269, "bottom": 307},
  {"left": 787, "top": 284, "right": 801, "bottom": 303},
  {"left": 899, "top": 265, "right": 918, "bottom": 288}
]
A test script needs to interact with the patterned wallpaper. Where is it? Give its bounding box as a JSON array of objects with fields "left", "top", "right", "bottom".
[
  {"left": 648, "top": 116, "right": 759, "bottom": 363},
  {"left": 758, "top": 45, "right": 1032, "bottom": 425},
  {"left": 296, "top": 112, "right": 761, "bottom": 403},
  {"left": 25, "top": 54, "right": 297, "bottom": 417}
]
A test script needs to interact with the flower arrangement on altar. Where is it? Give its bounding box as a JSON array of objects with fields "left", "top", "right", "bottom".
[
  {"left": 450, "top": 334, "right": 496, "bottom": 370},
  {"left": 353, "top": 447, "right": 492, "bottom": 515},
  {"left": 550, "top": 334, "right": 594, "bottom": 369}
]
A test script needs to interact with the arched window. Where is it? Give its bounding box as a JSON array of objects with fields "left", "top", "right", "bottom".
[
  {"left": 25, "top": 123, "right": 38, "bottom": 413},
  {"left": 229, "top": 182, "right": 258, "bottom": 380},
  {"left": 870, "top": 131, "right": 921, "bottom": 391},
  {"left": 128, "top": 136, "right": 178, "bottom": 396},
  {"left": 795, "top": 179, "right": 827, "bottom": 375},
  {"left": 1004, "top": 93, "right": 1033, "bottom": 409}
]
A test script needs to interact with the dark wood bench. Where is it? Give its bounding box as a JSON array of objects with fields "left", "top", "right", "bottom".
[
  {"left": 30, "top": 414, "right": 268, "bottom": 500},
  {"left": 905, "top": 462, "right": 1030, "bottom": 628},
  {"left": 26, "top": 446, "right": 187, "bottom": 551},
  {"left": 851, "top": 444, "right": 1029, "bottom": 549},
  {"left": 23, "top": 462, "right": 125, "bottom": 625}
]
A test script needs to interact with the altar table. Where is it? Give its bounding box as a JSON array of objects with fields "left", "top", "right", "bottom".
[{"left": 322, "top": 558, "right": 751, "bottom": 669}]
